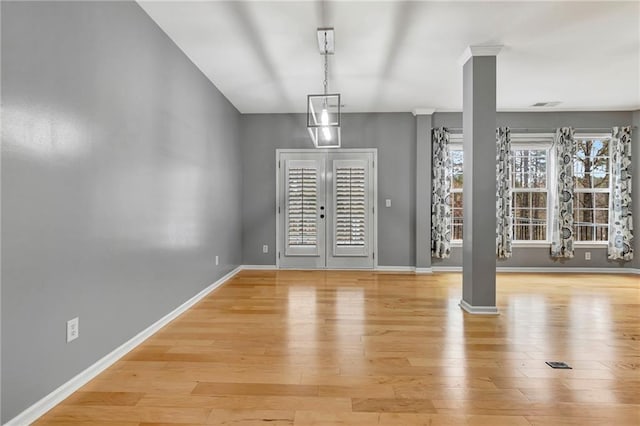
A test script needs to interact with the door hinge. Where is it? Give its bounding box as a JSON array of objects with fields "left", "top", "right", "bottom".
[
  {"left": 372, "top": 206, "right": 375, "bottom": 214},
  {"left": 278, "top": 206, "right": 281, "bottom": 214},
  {"left": 373, "top": 160, "right": 375, "bottom": 168},
  {"left": 278, "top": 160, "right": 281, "bottom": 169},
  {"left": 373, "top": 252, "right": 375, "bottom": 260},
  {"left": 278, "top": 252, "right": 281, "bottom": 259}
]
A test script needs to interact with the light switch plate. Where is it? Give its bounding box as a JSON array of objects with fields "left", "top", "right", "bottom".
[{"left": 385, "top": 199, "right": 391, "bottom": 207}]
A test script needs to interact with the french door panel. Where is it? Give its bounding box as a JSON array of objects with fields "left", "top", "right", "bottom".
[
  {"left": 326, "top": 154, "right": 374, "bottom": 269},
  {"left": 279, "top": 154, "right": 326, "bottom": 268},
  {"left": 278, "top": 151, "right": 374, "bottom": 269}
]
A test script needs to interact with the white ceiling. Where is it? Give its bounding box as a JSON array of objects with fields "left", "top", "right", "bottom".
[{"left": 138, "top": 1, "right": 640, "bottom": 114}]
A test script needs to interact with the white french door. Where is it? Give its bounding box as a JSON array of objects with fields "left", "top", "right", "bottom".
[{"left": 277, "top": 150, "right": 376, "bottom": 269}]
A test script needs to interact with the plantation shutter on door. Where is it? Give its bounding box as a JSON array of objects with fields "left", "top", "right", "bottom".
[
  {"left": 285, "top": 159, "right": 321, "bottom": 256},
  {"left": 333, "top": 159, "right": 369, "bottom": 256}
]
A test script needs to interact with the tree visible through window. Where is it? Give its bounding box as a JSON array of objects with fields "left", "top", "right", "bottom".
[
  {"left": 573, "top": 137, "right": 610, "bottom": 242},
  {"left": 450, "top": 147, "right": 463, "bottom": 240},
  {"left": 444, "top": 134, "right": 612, "bottom": 245},
  {"left": 512, "top": 148, "right": 548, "bottom": 240}
]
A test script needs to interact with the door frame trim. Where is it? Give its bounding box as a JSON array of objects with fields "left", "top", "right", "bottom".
[{"left": 275, "top": 148, "right": 378, "bottom": 270}]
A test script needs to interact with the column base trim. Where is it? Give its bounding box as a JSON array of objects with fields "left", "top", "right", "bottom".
[{"left": 459, "top": 299, "right": 499, "bottom": 315}]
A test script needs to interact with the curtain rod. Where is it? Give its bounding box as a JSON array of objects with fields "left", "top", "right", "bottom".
[{"left": 446, "top": 126, "right": 635, "bottom": 133}]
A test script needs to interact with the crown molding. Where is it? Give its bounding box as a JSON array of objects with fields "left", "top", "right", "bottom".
[
  {"left": 458, "top": 45, "right": 504, "bottom": 65},
  {"left": 412, "top": 108, "right": 436, "bottom": 116}
]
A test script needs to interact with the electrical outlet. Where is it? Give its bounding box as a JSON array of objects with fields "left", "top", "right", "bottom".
[
  {"left": 585, "top": 251, "right": 591, "bottom": 260},
  {"left": 67, "top": 317, "right": 79, "bottom": 343},
  {"left": 385, "top": 199, "right": 392, "bottom": 207},
  {"left": 263, "top": 245, "right": 269, "bottom": 253},
  {"left": 215, "top": 255, "right": 219, "bottom": 265}
]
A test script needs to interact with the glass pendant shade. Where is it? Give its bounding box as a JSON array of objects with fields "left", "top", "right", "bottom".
[{"left": 307, "top": 93, "right": 341, "bottom": 148}]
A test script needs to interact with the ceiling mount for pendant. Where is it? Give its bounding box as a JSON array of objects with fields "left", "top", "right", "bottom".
[
  {"left": 316, "top": 27, "right": 335, "bottom": 54},
  {"left": 307, "top": 27, "right": 341, "bottom": 148}
]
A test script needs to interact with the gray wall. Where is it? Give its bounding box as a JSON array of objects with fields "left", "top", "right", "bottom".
[
  {"left": 241, "top": 113, "right": 416, "bottom": 267},
  {"left": 432, "top": 111, "right": 636, "bottom": 270},
  {"left": 1, "top": 1, "right": 242, "bottom": 421},
  {"left": 240, "top": 110, "right": 635, "bottom": 270}
]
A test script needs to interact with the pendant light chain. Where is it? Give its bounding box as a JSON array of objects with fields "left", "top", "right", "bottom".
[{"left": 323, "top": 31, "right": 329, "bottom": 95}]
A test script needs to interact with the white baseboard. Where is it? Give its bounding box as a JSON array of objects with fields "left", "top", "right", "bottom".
[
  {"left": 5, "top": 266, "right": 242, "bottom": 426},
  {"left": 496, "top": 266, "right": 638, "bottom": 274},
  {"left": 433, "top": 266, "right": 639, "bottom": 274},
  {"left": 243, "top": 265, "right": 639, "bottom": 275},
  {"left": 375, "top": 266, "right": 415, "bottom": 272},
  {"left": 241, "top": 265, "right": 277, "bottom": 270},
  {"left": 432, "top": 266, "right": 462, "bottom": 272},
  {"left": 459, "top": 299, "right": 499, "bottom": 315}
]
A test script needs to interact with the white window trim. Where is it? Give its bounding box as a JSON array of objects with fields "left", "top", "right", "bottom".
[
  {"left": 511, "top": 137, "right": 552, "bottom": 243},
  {"left": 572, "top": 134, "right": 612, "bottom": 243},
  {"left": 511, "top": 241, "right": 550, "bottom": 247},
  {"left": 449, "top": 142, "right": 464, "bottom": 243}
]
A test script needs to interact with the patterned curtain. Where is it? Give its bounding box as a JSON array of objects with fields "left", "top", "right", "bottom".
[
  {"left": 608, "top": 126, "right": 634, "bottom": 261},
  {"left": 550, "top": 127, "right": 575, "bottom": 258},
  {"left": 496, "top": 127, "right": 513, "bottom": 259},
  {"left": 431, "top": 127, "right": 452, "bottom": 259}
]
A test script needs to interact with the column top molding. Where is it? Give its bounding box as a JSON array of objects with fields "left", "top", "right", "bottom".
[
  {"left": 412, "top": 108, "right": 436, "bottom": 116},
  {"left": 458, "top": 45, "right": 504, "bottom": 65}
]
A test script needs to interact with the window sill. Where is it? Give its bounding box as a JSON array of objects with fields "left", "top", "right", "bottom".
[
  {"left": 574, "top": 242, "right": 608, "bottom": 249},
  {"left": 448, "top": 242, "right": 608, "bottom": 249},
  {"left": 512, "top": 241, "right": 550, "bottom": 248}
]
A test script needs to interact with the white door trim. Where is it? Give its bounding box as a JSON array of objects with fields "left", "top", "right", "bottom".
[{"left": 276, "top": 148, "right": 378, "bottom": 269}]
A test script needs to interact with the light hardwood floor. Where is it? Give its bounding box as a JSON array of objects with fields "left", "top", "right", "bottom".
[{"left": 36, "top": 270, "right": 640, "bottom": 425}]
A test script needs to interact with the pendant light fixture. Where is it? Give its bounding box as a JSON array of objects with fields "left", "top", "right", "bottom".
[{"left": 307, "top": 28, "right": 341, "bottom": 148}]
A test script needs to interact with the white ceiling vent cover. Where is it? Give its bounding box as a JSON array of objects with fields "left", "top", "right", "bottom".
[{"left": 532, "top": 101, "right": 562, "bottom": 107}]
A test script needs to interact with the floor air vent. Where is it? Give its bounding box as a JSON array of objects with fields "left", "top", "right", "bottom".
[{"left": 545, "top": 361, "right": 572, "bottom": 369}]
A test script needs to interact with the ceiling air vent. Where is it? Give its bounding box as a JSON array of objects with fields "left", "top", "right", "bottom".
[{"left": 532, "top": 101, "right": 562, "bottom": 107}]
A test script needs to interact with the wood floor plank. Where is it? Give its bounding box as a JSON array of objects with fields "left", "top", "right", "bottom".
[
  {"left": 60, "top": 391, "right": 144, "bottom": 406},
  {"left": 352, "top": 397, "right": 437, "bottom": 413},
  {"left": 378, "top": 413, "right": 531, "bottom": 426},
  {"left": 207, "top": 409, "right": 295, "bottom": 425},
  {"left": 192, "top": 382, "right": 319, "bottom": 397},
  {"left": 33, "top": 270, "right": 640, "bottom": 425}
]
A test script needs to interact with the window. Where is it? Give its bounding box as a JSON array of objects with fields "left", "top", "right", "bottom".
[
  {"left": 511, "top": 147, "right": 549, "bottom": 241},
  {"left": 573, "top": 136, "right": 611, "bottom": 242},
  {"left": 442, "top": 133, "right": 613, "bottom": 246},
  {"left": 450, "top": 144, "right": 464, "bottom": 241}
]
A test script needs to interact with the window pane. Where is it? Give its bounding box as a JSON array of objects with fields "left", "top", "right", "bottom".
[
  {"left": 512, "top": 185, "right": 547, "bottom": 241},
  {"left": 512, "top": 149, "right": 547, "bottom": 190},
  {"left": 452, "top": 192, "right": 463, "bottom": 208},
  {"left": 452, "top": 221, "right": 463, "bottom": 240},
  {"left": 449, "top": 148, "right": 464, "bottom": 240},
  {"left": 574, "top": 139, "right": 610, "bottom": 189},
  {"left": 531, "top": 193, "right": 547, "bottom": 208},
  {"left": 515, "top": 192, "right": 530, "bottom": 208},
  {"left": 595, "top": 193, "right": 609, "bottom": 209},
  {"left": 594, "top": 208, "right": 608, "bottom": 225},
  {"left": 451, "top": 150, "right": 464, "bottom": 189}
]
